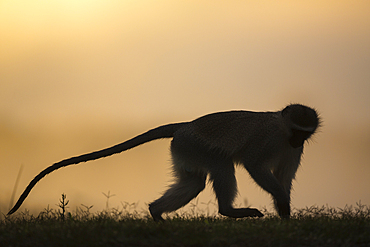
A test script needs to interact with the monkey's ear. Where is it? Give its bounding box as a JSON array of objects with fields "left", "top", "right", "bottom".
[{"left": 289, "top": 129, "right": 312, "bottom": 148}]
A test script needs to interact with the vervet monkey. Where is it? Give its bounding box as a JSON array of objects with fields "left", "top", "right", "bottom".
[{"left": 8, "top": 104, "right": 320, "bottom": 221}]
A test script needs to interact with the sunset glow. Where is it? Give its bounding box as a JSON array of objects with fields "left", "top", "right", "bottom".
[{"left": 1, "top": 1, "right": 369, "bottom": 216}]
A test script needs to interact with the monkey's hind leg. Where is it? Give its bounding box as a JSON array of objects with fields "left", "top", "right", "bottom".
[
  {"left": 149, "top": 164, "right": 206, "bottom": 222},
  {"left": 210, "top": 161, "right": 264, "bottom": 218},
  {"left": 245, "top": 164, "right": 291, "bottom": 218}
]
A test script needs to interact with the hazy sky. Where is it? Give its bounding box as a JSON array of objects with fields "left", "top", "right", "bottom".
[{"left": 1, "top": 1, "right": 369, "bottom": 217}]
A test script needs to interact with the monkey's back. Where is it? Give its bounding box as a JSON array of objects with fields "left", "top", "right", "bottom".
[{"left": 187, "top": 111, "right": 282, "bottom": 155}]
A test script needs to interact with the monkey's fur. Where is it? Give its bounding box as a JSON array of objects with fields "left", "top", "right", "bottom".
[{"left": 8, "top": 104, "right": 320, "bottom": 220}]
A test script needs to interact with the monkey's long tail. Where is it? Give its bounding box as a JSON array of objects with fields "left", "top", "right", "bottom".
[{"left": 7, "top": 122, "right": 188, "bottom": 215}]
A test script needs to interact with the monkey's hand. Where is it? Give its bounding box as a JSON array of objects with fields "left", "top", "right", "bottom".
[{"left": 276, "top": 201, "right": 290, "bottom": 219}]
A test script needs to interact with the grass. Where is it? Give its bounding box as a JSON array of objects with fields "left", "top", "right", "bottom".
[{"left": 1, "top": 195, "right": 369, "bottom": 247}]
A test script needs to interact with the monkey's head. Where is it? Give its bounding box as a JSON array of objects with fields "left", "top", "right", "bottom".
[{"left": 282, "top": 104, "right": 320, "bottom": 148}]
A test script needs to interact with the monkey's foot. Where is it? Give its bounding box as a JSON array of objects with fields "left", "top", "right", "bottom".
[
  {"left": 149, "top": 205, "right": 165, "bottom": 222},
  {"left": 249, "top": 208, "right": 264, "bottom": 218},
  {"left": 219, "top": 207, "right": 264, "bottom": 218}
]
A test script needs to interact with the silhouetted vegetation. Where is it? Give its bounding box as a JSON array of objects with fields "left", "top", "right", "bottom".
[{"left": 1, "top": 195, "right": 369, "bottom": 247}]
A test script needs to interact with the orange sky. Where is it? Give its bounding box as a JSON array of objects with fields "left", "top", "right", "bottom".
[{"left": 1, "top": 1, "right": 369, "bottom": 217}]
